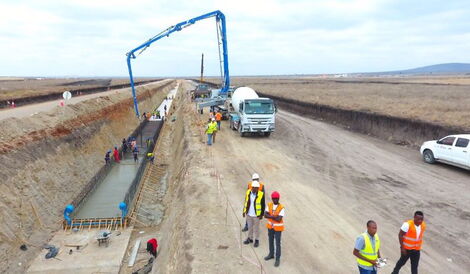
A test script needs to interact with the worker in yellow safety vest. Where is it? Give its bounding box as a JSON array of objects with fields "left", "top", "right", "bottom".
[
  {"left": 353, "top": 220, "right": 381, "bottom": 274},
  {"left": 242, "top": 173, "right": 265, "bottom": 232},
  {"left": 210, "top": 118, "right": 218, "bottom": 143},
  {"left": 391, "top": 211, "right": 426, "bottom": 274},
  {"left": 205, "top": 118, "right": 217, "bottom": 146},
  {"left": 146, "top": 152, "right": 155, "bottom": 164},
  {"left": 242, "top": 180, "right": 265, "bottom": 247},
  {"left": 264, "top": 191, "right": 284, "bottom": 267}
]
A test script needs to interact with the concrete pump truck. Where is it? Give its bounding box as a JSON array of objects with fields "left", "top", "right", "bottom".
[{"left": 125, "top": 10, "right": 276, "bottom": 137}]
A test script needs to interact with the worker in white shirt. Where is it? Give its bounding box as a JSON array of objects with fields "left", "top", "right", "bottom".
[{"left": 242, "top": 181, "right": 265, "bottom": 247}]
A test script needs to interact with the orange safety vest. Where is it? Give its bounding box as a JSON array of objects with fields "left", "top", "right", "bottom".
[
  {"left": 266, "top": 202, "right": 284, "bottom": 231},
  {"left": 247, "top": 181, "right": 264, "bottom": 192},
  {"left": 215, "top": 112, "right": 222, "bottom": 121},
  {"left": 402, "top": 220, "right": 426, "bottom": 250}
]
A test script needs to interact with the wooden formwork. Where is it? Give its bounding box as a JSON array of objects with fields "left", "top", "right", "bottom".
[
  {"left": 128, "top": 116, "right": 169, "bottom": 226},
  {"left": 63, "top": 217, "right": 128, "bottom": 231}
]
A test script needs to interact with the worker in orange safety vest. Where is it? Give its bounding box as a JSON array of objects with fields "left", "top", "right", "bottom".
[
  {"left": 264, "top": 191, "right": 284, "bottom": 267},
  {"left": 391, "top": 211, "right": 426, "bottom": 274},
  {"left": 215, "top": 111, "right": 222, "bottom": 130}
]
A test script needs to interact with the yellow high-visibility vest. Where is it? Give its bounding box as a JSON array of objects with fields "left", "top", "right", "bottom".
[
  {"left": 357, "top": 232, "right": 380, "bottom": 267},
  {"left": 243, "top": 189, "right": 264, "bottom": 216}
]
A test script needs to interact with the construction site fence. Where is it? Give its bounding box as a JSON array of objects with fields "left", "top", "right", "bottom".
[
  {"left": 124, "top": 119, "right": 164, "bottom": 212},
  {"left": 0, "top": 79, "right": 159, "bottom": 109}
]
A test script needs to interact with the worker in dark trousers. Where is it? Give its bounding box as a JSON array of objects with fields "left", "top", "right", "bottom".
[
  {"left": 146, "top": 238, "right": 158, "bottom": 258},
  {"left": 264, "top": 191, "right": 284, "bottom": 267},
  {"left": 391, "top": 211, "right": 426, "bottom": 274},
  {"left": 243, "top": 173, "right": 265, "bottom": 232},
  {"left": 122, "top": 138, "right": 128, "bottom": 153},
  {"left": 353, "top": 220, "right": 381, "bottom": 274},
  {"left": 147, "top": 152, "right": 155, "bottom": 164},
  {"left": 105, "top": 150, "right": 111, "bottom": 164},
  {"left": 133, "top": 146, "right": 139, "bottom": 163}
]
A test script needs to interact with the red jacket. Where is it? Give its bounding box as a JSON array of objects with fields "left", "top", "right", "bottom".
[{"left": 147, "top": 238, "right": 158, "bottom": 252}]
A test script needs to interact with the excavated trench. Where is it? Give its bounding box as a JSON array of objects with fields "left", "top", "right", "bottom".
[
  {"left": 259, "top": 92, "right": 470, "bottom": 148},
  {"left": 196, "top": 79, "right": 468, "bottom": 147},
  {"left": 0, "top": 80, "right": 176, "bottom": 273},
  {"left": 73, "top": 120, "right": 163, "bottom": 219}
]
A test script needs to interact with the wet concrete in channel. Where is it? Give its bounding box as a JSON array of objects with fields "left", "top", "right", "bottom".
[{"left": 74, "top": 85, "right": 178, "bottom": 218}]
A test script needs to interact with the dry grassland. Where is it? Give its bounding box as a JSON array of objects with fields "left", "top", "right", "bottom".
[
  {"left": 230, "top": 76, "right": 470, "bottom": 129},
  {"left": 0, "top": 78, "right": 156, "bottom": 101}
]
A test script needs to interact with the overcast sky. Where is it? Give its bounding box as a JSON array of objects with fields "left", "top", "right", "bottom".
[{"left": 1, "top": 0, "right": 469, "bottom": 77}]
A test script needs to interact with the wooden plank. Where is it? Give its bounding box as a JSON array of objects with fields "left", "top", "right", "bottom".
[
  {"left": 128, "top": 239, "right": 141, "bottom": 267},
  {"left": 30, "top": 201, "right": 44, "bottom": 228},
  {"left": 128, "top": 215, "right": 147, "bottom": 226}
]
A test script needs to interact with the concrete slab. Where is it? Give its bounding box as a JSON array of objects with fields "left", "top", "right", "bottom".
[{"left": 27, "top": 228, "right": 132, "bottom": 274}]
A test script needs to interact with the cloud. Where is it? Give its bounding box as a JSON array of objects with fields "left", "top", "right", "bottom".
[{"left": 0, "top": 0, "right": 469, "bottom": 76}]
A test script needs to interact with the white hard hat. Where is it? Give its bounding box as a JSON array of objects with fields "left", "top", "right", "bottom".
[
  {"left": 251, "top": 181, "right": 260, "bottom": 188},
  {"left": 252, "top": 173, "right": 260, "bottom": 180},
  {"left": 211, "top": 118, "right": 215, "bottom": 121}
]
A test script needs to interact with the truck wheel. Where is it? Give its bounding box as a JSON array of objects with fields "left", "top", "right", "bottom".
[
  {"left": 265, "top": 132, "right": 271, "bottom": 137},
  {"left": 239, "top": 127, "right": 245, "bottom": 137},
  {"left": 423, "top": 150, "right": 435, "bottom": 164}
]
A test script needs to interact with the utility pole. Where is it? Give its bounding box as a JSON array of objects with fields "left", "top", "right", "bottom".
[{"left": 200, "top": 53, "right": 204, "bottom": 82}]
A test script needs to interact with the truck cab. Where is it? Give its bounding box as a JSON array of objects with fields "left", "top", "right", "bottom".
[{"left": 229, "top": 96, "right": 276, "bottom": 137}]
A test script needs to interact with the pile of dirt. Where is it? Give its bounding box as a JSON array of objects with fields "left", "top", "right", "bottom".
[
  {"left": 0, "top": 80, "right": 175, "bottom": 273},
  {"left": 145, "top": 81, "right": 258, "bottom": 273}
]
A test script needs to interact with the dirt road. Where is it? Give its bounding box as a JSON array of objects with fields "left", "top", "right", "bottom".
[
  {"left": 0, "top": 80, "right": 167, "bottom": 121},
  {"left": 205, "top": 108, "right": 470, "bottom": 272}
]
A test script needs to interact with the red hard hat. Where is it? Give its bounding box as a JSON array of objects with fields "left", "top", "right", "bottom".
[{"left": 271, "top": 191, "right": 280, "bottom": 199}]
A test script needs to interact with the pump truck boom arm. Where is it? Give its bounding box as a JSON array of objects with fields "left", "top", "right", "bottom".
[{"left": 126, "top": 10, "right": 230, "bottom": 117}]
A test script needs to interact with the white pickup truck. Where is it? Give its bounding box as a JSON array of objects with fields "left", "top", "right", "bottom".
[{"left": 420, "top": 134, "right": 470, "bottom": 169}]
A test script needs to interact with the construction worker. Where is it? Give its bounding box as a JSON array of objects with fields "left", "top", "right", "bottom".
[
  {"left": 146, "top": 137, "right": 153, "bottom": 148},
  {"left": 215, "top": 110, "right": 222, "bottom": 130},
  {"left": 205, "top": 118, "right": 217, "bottom": 145},
  {"left": 130, "top": 138, "right": 137, "bottom": 151},
  {"left": 146, "top": 238, "right": 158, "bottom": 258},
  {"left": 391, "top": 211, "right": 426, "bottom": 274},
  {"left": 242, "top": 180, "right": 265, "bottom": 247},
  {"left": 133, "top": 146, "right": 139, "bottom": 163},
  {"left": 211, "top": 118, "right": 218, "bottom": 143},
  {"left": 113, "top": 147, "right": 120, "bottom": 163},
  {"left": 353, "top": 220, "right": 381, "bottom": 274},
  {"left": 243, "top": 173, "right": 265, "bottom": 232},
  {"left": 105, "top": 150, "right": 111, "bottom": 164},
  {"left": 122, "top": 138, "right": 128, "bottom": 153},
  {"left": 147, "top": 152, "right": 155, "bottom": 164},
  {"left": 264, "top": 191, "right": 284, "bottom": 267}
]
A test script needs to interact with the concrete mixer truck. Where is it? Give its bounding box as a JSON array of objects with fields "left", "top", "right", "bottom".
[{"left": 227, "top": 87, "right": 276, "bottom": 137}]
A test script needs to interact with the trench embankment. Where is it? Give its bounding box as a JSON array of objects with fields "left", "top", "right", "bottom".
[
  {"left": 259, "top": 92, "right": 469, "bottom": 147},
  {"left": 0, "top": 80, "right": 176, "bottom": 273},
  {"left": 0, "top": 79, "right": 160, "bottom": 109}
]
